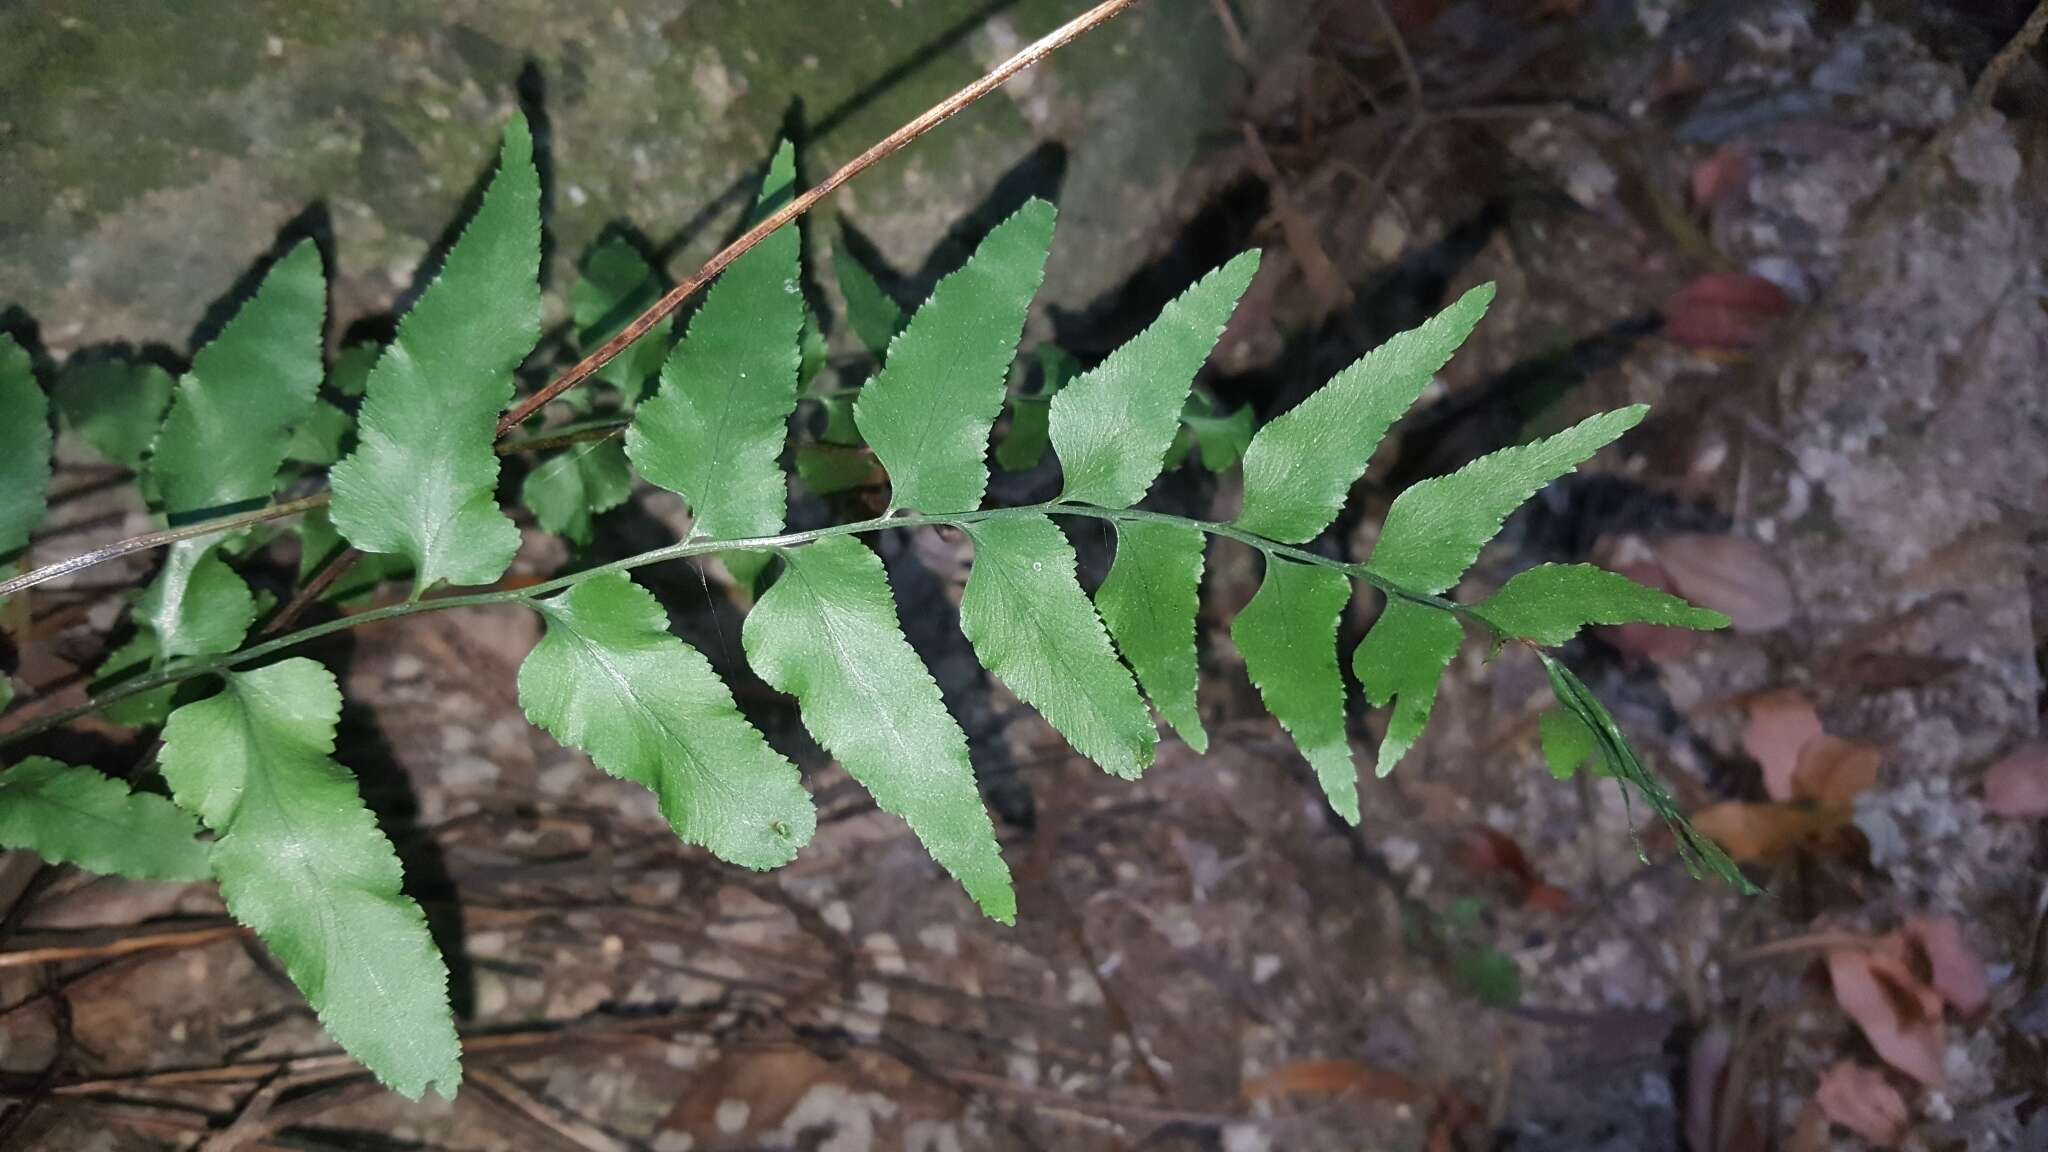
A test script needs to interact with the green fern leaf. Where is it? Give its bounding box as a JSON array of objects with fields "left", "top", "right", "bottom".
[
  {"left": 1178, "top": 398, "right": 1255, "bottom": 472},
  {"left": 0, "top": 335, "right": 50, "bottom": 568},
  {"left": 994, "top": 346, "right": 1081, "bottom": 473},
  {"left": 149, "top": 241, "right": 326, "bottom": 519},
  {"left": 960, "top": 514, "right": 1155, "bottom": 779},
  {"left": 1051, "top": 252, "right": 1258, "bottom": 507},
  {"left": 1538, "top": 654, "right": 1754, "bottom": 892},
  {"left": 285, "top": 399, "right": 353, "bottom": 467},
  {"left": 628, "top": 142, "right": 802, "bottom": 544},
  {"left": 743, "top": 535, "right": 1014, "bottom": 921},
  {"left": 855, "top": 199, "right": 1055, "bottom": 514},
  {"left": 329, "top": 116, "right": 541, "bottom": 591},
  {"left": 835, "top": 244, "right": 907, "bottom": 359},
  {"left": 296, "top": 507, "right": 409, "bottom": 604},
  {"left": 575, "top": 234, "right": 672, "bottom": 400},
  {"left": 1231, "top": 559, "right": 1359, "bottom": 821},
  {"left": 157, "top": 658, "right": 461, "bottom": 1098},
  {"left": 137, "top": 538, "right": 257, "bottom": 661},
  {"left": 1237, "top": 285, "right": 1493, "bottom": 543},
  {"left": 795, "top": 443, "right": 882, "bottom": 496},
  {"left": 90, "top": 632, "right": 174, "bottom": 727},
  {"left": 522, "top": 437, "right": 635, "bottom": 547},
  {"left": 0, "top": 757, "right": 210, "bottom": 881},
  {"left": 1095, "top": 520, "right": 1208, "bottom": 752},
  {"left": 1368, "top": 405, "right": 1646, "bottom": 595},
  {"left": 518, "top": 572, "right": 814, "bottom": 870},
  {"left": 52, "top": 358, "right": 174, "bottom": 471},
  {"left": 1478, "top": 562, "right": 1729, "bottom": 644},
  {"left": 1353, "top": 598, "right": 1464, "bottom": 779},
  {"left": 328, "top": 343, "right": 378, "bottom": 398},
  {"left": 1539, "top": 709, "right": 1599, "bottom": 780}
]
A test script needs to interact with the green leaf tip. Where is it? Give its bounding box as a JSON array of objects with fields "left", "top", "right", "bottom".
[
  {"left": 1232, "top": 558, "right": 1358, "bottom": 822},
  {"left": 330, "top": 113, "right": 541, "bottom": 591},
  {"left": 744, "top": 535, "right": 1015, "bottom": 923},
  {"left": 151, "top": 239, "right": 327, "bottom": 520},
  {"left": 0, "top": 757, "right": 210, "bottom": 881},
  {"left": 0, "top": 334, "right": 50, "bottom": 567},
  {"left": 1096, "top": 520, "right": 1209, "bottom": 753},
  {"left": 856, "top": 198, "right": 1057, "bottom": 515},
  {"left": 1354, "top": 597, "right": 1465, "bottom": 780},
  {"left": 1237, "top": 282, "right": 1494, "bottom": 544},
  {"left": 628, "top": 137, "right": 804, "bottom": 545},
  {"left": 1050, "top": 249, "right": 1260, "bottom": 508},
  {"left": 1368, "top": 404, "right": 1647, "bottom": 595},
  {"left": 960, "top": 513, "right": 1156, "bottom": 781},
  {"left": 518, "top": 572, "right": 816, "bottom": 871},
  {"left": 157, "top": 658, "right": 463, "bottom": 1099},
  {"left": 1478, "top": 562, "right": 1729, "bottom": 645}
]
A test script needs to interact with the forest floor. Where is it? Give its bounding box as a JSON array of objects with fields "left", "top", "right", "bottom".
[{"left": 3, "top": 2, "right": 2047, "bottom": 1150}]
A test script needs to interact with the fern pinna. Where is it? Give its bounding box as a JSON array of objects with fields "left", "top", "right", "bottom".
[{"left": 0, "top": 108, "right": 1748, "bottom": 1099}]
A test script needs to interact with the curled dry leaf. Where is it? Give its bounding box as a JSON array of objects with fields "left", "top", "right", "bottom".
[
  {"left": 1661, "top": 272, "right": 1793, "bottom": 350},
  {"left": 1827, "top": 944, "right": 1946, "bottom": 1087},
  {"left": 1692, "top": 802, "right": 1829, "bottom": 862},
  {"left": 1241, "top": 1058, "right": 1423, "bottom": 1103},
  {"left": 1459, "top": 826, "right": 1569, "bottom": 910},
  {"left": 1743, "top": 690, "right": 1823, "bottom": 802},
  {"left": 1983, "top": 742, "right": 2048, "bottom": 819},
  {"left": 1793, "top": 735, "right": 1881, "bottom": 809},
  {"left": 1690, "top": 145, "right": 1750, "bottom": 210},
  {"left": 1903, "top": 916, "right": 1989, "bottom": 1015},
  {"left": 1814, "top": 1061, "right": 1909, "bottom": 1147},
  {"left": 1652, "top": 534, "right": 1794, "bottom": 633}
]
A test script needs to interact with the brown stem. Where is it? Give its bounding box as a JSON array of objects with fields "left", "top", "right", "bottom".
[{"left": 268, "top": 0, "right": 1141, "bottom": 636}]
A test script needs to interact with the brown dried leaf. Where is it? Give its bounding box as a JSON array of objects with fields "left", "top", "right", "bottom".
[
  {"left": 1242, "top": 1059, "right": 1423, "bottom": 1103},
  {"left": 1743, "top": 690, "right": 1823, "bottom": 803},
  {"left": 1827, "top": 945, "right": 1946, "bottom": 1087},
  {"left": 1661, "top": 273, "right": 1793, "bottom": 350},
  {"left": 1983, "top": 742, "right": 2048, "bottom": 819},
  {"left": 1693, "top": 802, "right": 1827, "bottom": 862},
  {"left": 1794, "top": 735, "right": 1881, "bottom": 809},
  {"left": 1814, "top": 1061, "right": 1909, "bottom": 1146},
  {"left": 1651, "top": 534, "right": 1795, "bottom": 633},
  {"left": 1903, "top": 916, "right": 1989, "bottom": 1015},
  {"left": 1690, "top": 146, "right": 1750, "bottom": 209}
]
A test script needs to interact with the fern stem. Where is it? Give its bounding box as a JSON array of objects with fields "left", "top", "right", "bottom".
[{"left": 0, "top": 503, "right": 1488, "bottom": 749}]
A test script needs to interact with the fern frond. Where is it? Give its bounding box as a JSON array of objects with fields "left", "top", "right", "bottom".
[
  {"left": 329, "top": 115, "right": 542, "bottom": 592},
  {"left": 1233, "top": 558, "right": 1360, "bottom": 820},
  {"left": 158, "top": 658, "right": 462, "bottom": 1099},
  {"left": 0, "top": 758, "right": 209, "bottom": 881}
]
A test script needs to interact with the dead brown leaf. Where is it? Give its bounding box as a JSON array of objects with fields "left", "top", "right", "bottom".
[
  {"left": 1661, "top": 273, "right": 1793, "bottom": 350},
  {"left": 1826, "top": 944, "right": 1946, "bottom": 1087},
  {"left": 1692, "top": 802, "right": 1830, "bottom": 862},
  {"left": 1813, "top": 1061, "right": 1909, "bottom": 1147},
  {"left": 1652, "top": 534, "right": 1795, "bottom": 633},
  {"left": 1983, "top": 742, "right": 2048, "bottom": 818},
  {"left": 1743, "top": 690, "right": 1823, "bottom": 802},
  {"left": 1903, "top": 916, "right": 1989, "bottom": 1015},
  {"left": 1690, "top": 145, "right": 1749, "bottom": 210},
  {"left": 1793, "top": 735, "right": 1881, "bottom": 808},
  {"left": 1242, "top": 1058, "right": 1423, "bottom": 1104}
]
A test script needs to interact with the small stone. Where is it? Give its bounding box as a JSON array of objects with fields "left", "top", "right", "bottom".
[{"left": 714, "top": 1099, "right": 751, "bottom": 1134}]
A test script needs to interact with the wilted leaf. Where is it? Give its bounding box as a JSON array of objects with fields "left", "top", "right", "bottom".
[
  {"left": 1651, "top": 534, "right": 1794, "bottom": 633},
  {"left": 1692, "top": 801, "right": 1829, "bottom": 862},
  {"left": 1690, "top": 145, "right": 1749, "bottom": 209},
  {"left": 1241, "top": 1059, "right": 1422, "bottom": 1103},
  {"left": 1662, "top": 273, "right": 1792, "bottom": 350},
  {"left": 1827, "top": 944, "right": 1945, "bottom": 1087},
  {"left": 1743, "top": 690, "right": 1823, "bottom": 803},
  {"left": 1792, "top": 735, "right": 1880, "bottom": 809},
  {"left": 1813, "top": 1061, "right": 1908, "bottom": 1147},
  {"left": 1983, "top": 742, "right": 2048, "bottom": 818},
  {"left": 1902, "top": 916, "right": 1988, "bottom": 1016}
]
